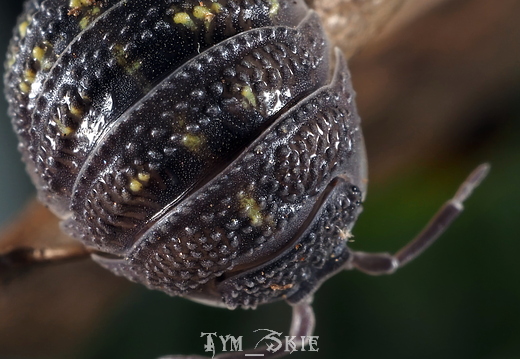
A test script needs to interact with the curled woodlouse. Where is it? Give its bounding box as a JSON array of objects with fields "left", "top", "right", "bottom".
[{"left": 3, "top": 0, "right": 488, "bottom": 357}]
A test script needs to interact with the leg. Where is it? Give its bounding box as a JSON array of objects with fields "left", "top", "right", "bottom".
[
  {"left": 159, "top": 301, "right": 315, "bottom": 359},
  {"left": 346, "top": 163, "right": 489, "bottom": 275}
]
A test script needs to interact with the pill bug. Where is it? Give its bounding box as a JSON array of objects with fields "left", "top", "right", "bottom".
[{"left": 4, "top": 0, "right": 488, "bottom": 357}]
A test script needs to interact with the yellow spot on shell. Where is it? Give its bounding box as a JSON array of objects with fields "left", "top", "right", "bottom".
[
  {"left": 54, "top": 117, "right": 74, "bottom": 137},
  {"left": 19, "top": 82, "right": 31, "bottom": 94},
  {"left": 7, "top": 55, "right": 16, "bottom": 69},
  {"left": 112, "top": 44, "right": 142, "bottom": 75},
  {"left": 241, "top": 85, "right": 257, "bottom": 108},
  {"left": 69, "top": 0, "right": 94, "bottom": 8},
  {"left": 24, "top": 69, "right": 36, "bottom": 84},
  {"left": 211, "top": 2, "right": 222, "bottom": 13},
  {"left": 113, "top": 44, "right": 125, "bottom": 64},
  {"left": 174, "top": 12, "right": 196, "bottom": 30},
  {"left": 129, "top": 179, "right": 143, "bottom": 192},
  {"left": 32, "top": 46, "right": 45, "bottom": 62},
  {"left": 73, "top": 1, "right": 101, "bottom": 28},
  {"left": 128, "top": 60, "right": 142, "bottom": 74},
  {"left": 128, "top": 172, "right": 150, "bottom": 193},
  {"left": 20, "top": 68, "right": 37, "bottom": 94},
  {"left": 79, "top": 16, "right": 90, "bottom": 29},
  {"left": 182, "top": 134, "right": 204, "bottom": 151},
  {"left": 193, "top": 6, "right": 211, "bottom": 19},
  {"left": 69, "top": 104, "right": 84, "bottom": 117},
  {"left": 61, "top": 127, "right": 74, "bottom": 136},
  {"left": 239, "top": 195, "right": 263, "bottom": 226},
  {"left": 268, "top": 0, "right": 280, "bottom": 17},
  {"left": 32, "top": 42, "right": 53, "bottom": 68},
  {"left": 41, "top": 58, "right": 54, "bottom": 72},
  {"left": 193, "top": 5, "right": 215, "bottom": 29},
  {"left": 18, "top": 21, "right": 29, "bottom": 38},
  {"left": 137, "top": 172, "right": 150, "bottom": 183}
]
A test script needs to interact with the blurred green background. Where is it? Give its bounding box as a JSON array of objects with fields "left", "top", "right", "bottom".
[{"left": 1, "top": 0, "right": 519, "bottom": 359}]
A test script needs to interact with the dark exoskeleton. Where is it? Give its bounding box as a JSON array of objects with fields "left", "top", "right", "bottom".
[{"left": 4, "top": 0, "right": 488, "bottom": 357}]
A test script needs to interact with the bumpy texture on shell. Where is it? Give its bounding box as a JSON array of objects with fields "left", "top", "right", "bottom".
[{"left": 5, "top": 0, "right": 367, "bottom": 308}]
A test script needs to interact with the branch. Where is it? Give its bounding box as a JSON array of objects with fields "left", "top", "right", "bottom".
[
  {"left": 0, "top": 201, "right": 90, "bottom": 278},
  {"left": 314, "top": 0, "right": 407, "bottom": 58}
]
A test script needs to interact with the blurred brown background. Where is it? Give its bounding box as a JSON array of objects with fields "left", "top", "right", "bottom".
[{"left": 0, "top": 0, "right": 519, "bottom": 358}]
